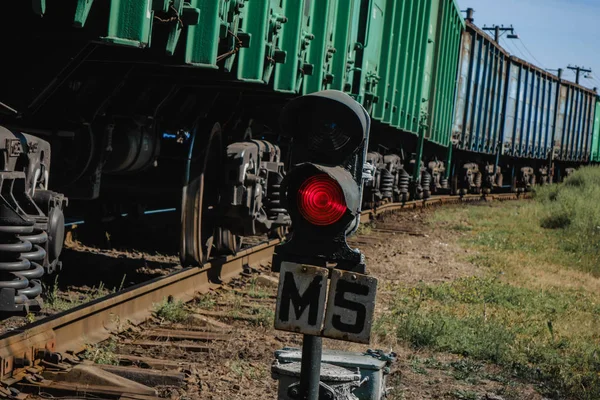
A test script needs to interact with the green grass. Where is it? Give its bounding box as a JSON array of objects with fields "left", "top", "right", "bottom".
[
  {"left": 153, "top": 298, "right": 190, "bottom": 323},
  {"left": 246, "top": 277, "right": 271, "bottom": 299},
  {"left": 81, "top": 339, "right": 119, "bottom": 365},
  {"left": 42, "top": 275, "right": 115, "bottom": 312},
  {"left": 376, "top": 167, "right": 600, "bottom": 399},
  {"left": 532, "top": 166, "right": 600, "bottom": 273},
  {"left": 229, "top": 360, "right": 267, "bottom": 380}
]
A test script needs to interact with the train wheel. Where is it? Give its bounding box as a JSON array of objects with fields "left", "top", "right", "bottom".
[
  {"left": 214, "top": 227, "right": 242, "bottom": 255},
  {"left": 268, "top": 226, "right": 288, "bottom": 240},
  {"left": 180, "top": 123, "right": 222, "bottom": 266}
]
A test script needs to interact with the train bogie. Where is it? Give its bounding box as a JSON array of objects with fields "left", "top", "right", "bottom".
[{"left": 0, "top": 128, "right": 66, "bottom": 312}]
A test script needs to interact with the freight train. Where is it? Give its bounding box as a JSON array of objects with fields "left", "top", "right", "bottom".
[{"left": 0, "top": 1, "right": 598, "bottom": 313}]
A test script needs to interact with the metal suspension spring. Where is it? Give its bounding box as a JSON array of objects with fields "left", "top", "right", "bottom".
[
  {"left": 266, "top": 175, "right": 286, "bottom": 219},
  {"left": 441, "top": 177, "right": 449, "bottom": 189},
  {"left": 380, "top": 169, "right": 394, "bottom": 199},
  {"left": 398, "top": 169, "right": 410, "bottom": 195},
  {"left": 421, "top": 170, "right": 432, "bottom": 193},
  {"left": 0, "top": 225, "right": 45, "bottom": 306},
  {"left": 21, "top": 227, "right": 48, "bottom": 275}
]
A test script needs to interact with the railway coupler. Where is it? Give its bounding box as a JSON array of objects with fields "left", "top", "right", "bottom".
[{"left": 271, "top": 348, "right": 396, "bottom": 400}]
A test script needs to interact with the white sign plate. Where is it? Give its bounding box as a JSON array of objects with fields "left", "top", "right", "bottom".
[
  {"left": 323, "top": 269, "right": 378, "bottom": 344},
  {"left": 274, "top": 261, "right": 329, "bottom": 335}
]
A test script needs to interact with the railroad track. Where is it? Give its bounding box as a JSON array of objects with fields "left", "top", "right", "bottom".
[
  {"left": 0, "top": 192, "right": 530, "bottom": 399},
  {"left": 359, "top": 192, "right": 528, "bottom": 224}
]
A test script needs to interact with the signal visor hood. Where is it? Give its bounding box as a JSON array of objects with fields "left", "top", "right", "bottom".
[{"left": 280, "top": 90, "right": 370, "bottom": 166}]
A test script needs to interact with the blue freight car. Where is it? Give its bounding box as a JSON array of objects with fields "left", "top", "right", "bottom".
[{"left": 451, "top": 18, "right": 600, "bottom": 193}]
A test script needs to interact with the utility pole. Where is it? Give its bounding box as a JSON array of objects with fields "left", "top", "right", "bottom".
[
  {"left": 567, "top": 65, "right": 592, "bottom": 85},
  {"left": 462, "top": 8, "right": 475, "bottom": 23},
  {"left": 482, "top": 24, "right": 519, "bottom": 43}
]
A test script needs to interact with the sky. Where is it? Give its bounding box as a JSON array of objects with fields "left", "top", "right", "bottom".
[{"left": 456, "top": 0, "right": 600, "bottom": 90}]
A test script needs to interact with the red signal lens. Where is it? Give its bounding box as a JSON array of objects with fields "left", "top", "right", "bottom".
[{"left": 297, "top": 174, "right": 347, "bottom": 226}]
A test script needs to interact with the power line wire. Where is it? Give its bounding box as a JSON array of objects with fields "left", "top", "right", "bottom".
[
  {"left": 517, "top": 38, "right": 546, "bottom": 68},
  {"left": 515, "top": 38, "right": 546, "bottom": 69},
  {"left": 585, "top": 74, "right": 600, "bottom": 88},
  {"left": 501, "top": 37, "right": 525, "bottom": 60}
]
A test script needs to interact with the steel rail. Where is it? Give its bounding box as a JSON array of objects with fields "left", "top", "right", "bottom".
[
  {"left": 0, "top": 239, "right": 280, "bottom": 382},
  {"left": 0, "top": 192, "right": 529, "bottom": 386},
  {"left": 360, "top": 192, "right": 528, "bottom": 223}
]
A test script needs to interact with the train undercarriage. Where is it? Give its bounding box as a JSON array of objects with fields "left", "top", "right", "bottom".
[
  {"left": 0, "top": 90, "right": 580, "bottom": 314},
  {"left": 361, "top": 145, "right": 577, "bottom": 210},
  {"left": 0, "top": 74, "right": 303, "bottom": 313}
]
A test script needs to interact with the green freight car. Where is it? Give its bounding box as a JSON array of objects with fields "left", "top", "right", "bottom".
[{"left": 592, "top": 101, "right": 600, "bottom": 163}]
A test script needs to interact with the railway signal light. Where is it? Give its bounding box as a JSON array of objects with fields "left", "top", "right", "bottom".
[{"left": 273, "top": 90, "right": 371, "bottom": 273}]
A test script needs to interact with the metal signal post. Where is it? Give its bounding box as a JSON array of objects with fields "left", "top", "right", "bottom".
[{"left": 271, "top": 90, "right": 379, "bottom": 400}]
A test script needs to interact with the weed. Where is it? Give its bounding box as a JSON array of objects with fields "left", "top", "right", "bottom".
[
  {"left": 247, "top": 277, "right": 270, "bottom": 299},
  {"left": 25, "top": 312, "right": 35, "bottom": 323},
  {"left": 43, "top": 275, "right": 60, "bottom": 306},
  {"left": 355, "top": 222, "right": 373, "bottom": 236},
  {"left": 532, "top": 166, "right": 600, "bottom": 273},
  {"left": 423, "top": 356, "right": 446, "bottom": 370},
  {"left": 42, "top": 275, "right": 75, "bottom": 311},
  {"left": 113, "top": 274, "right": 127, "bottom": 293},
  {"left": 250, "top": 305, "right": 274, "bottom": 327},
  {"left": 196, "top": 294, "right": 216, "bottom": 310},
  {"left": 540, "top": 212, "right": 571, "bottom": 229},
  {"left": 408, "top": 357, "right": 428, "bottom": 375},
  {"left": 229, "top": 360, "right": 266, "bottom": 380},
  {"left": 153, "top": 298, "right": 189, "bottom": 323},
  {"left": 395, "top": 306, "right": 513, "bottom": 363},
  {"left": 82, "top": 339, "right": 119, "bottom": 365},
  {"left": 232, "top": 294, "right": 243, "bottom": 311},
  {"left": 450, "top": 359, "right": 483, "bottom": 381},
  {"left": 451, "top": 224, "right": 473, "bottom": 232}
]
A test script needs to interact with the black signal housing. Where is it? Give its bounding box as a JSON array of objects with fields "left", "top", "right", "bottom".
[{"left": 273, "top": 90, "right": 371, "bottom": 273}]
